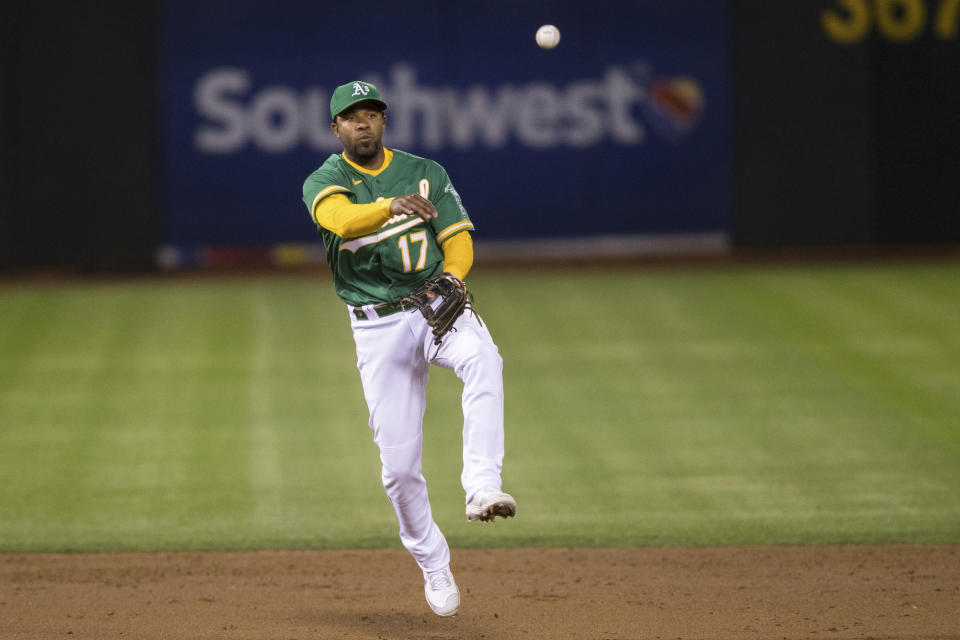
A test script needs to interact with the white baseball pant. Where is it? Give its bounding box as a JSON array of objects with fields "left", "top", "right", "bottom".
[{"left": 349, "top": 302, "right": 505, "bottom": 572}]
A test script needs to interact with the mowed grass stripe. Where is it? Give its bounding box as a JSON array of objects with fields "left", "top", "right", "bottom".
[
  {"left": 0, "top": 261, "right": 958, "bottom": 552},
  {"left": 742, "top": 267, "right": 960, "bottom": 454},
  {"left": 458, "top": 263, "right": 960, "bottom": 546}
]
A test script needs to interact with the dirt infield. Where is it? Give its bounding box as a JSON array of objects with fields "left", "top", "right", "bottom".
[{"left": 2, "top": 546, "right": 958, "bottom": 639}]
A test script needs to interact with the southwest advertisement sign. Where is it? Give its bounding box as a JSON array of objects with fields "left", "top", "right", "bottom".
[{"left": 160, "top": 0, "right": 731, "bottom": 265}]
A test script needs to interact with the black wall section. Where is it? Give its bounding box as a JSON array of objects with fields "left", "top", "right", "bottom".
[
  {"left": 0, "top": 2, "right": 159, "bottom": 270},
  {"left": 873, "top": 35, "right": 960, "bottom": 243},
  {"left": 729, "top": 1, "right": 876, "bottom": 247},
  {"left": 730, "top": 0, "right": 960, "bottom": 247},
  {"left": 0, "top": 4, "right": 17, "bottom": 265}
]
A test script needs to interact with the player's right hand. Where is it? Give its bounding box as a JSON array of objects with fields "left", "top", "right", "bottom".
[{"left": 390, "top": 194, "right": 437, "bottom": 222}]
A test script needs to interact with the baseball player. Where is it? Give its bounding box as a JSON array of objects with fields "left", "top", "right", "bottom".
[{"left": 301, "top": 80, "right": 516, "bottom": 617}]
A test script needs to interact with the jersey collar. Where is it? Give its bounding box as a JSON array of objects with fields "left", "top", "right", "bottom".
[{"left": 342, "top": 148, "right": 393, "bottom": 177}]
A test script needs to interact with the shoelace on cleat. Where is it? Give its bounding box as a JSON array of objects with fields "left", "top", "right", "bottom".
[{"left": 428, "top": 570, "right": 452, "bottom": 590}]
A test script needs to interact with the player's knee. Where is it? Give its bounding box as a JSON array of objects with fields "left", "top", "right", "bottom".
[
  {"left": 381, "top": 463, "right": 424, "bottom": 494},
  {"left": 379, "top": 440, "right": 423, "bottom": 487}
]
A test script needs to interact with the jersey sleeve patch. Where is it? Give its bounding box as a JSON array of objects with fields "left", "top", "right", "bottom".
[{"left": 436, "top": 220, "right": 475, "bottom": 243}]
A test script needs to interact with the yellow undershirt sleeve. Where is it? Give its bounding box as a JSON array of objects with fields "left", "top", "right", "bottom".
[
  {"left": 313, "top": 193, "right": 395, "bottom": 238},
  {"left": 441, "top": 231, "right": 473, "bottom": 281}
]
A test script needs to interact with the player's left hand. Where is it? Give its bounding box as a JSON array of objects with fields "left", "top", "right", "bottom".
[{"left": 401, "top": 273, "right": 475, "bottom": 344}]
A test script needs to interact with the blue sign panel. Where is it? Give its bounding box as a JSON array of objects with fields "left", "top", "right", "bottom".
[{"left": 160, "top": 0, "right": 731, "bottom": 249}]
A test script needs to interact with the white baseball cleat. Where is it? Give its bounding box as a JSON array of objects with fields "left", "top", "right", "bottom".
[
  {"left": 423, "top": 565, "right": 460, "bottom": 617},
  {"left": 466, "top": 488, "right": 517, "bottom": 522}
]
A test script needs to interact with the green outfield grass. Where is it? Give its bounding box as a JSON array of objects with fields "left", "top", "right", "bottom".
[{"left": 1, "top": 259, "right": 959, "bottom": 552}]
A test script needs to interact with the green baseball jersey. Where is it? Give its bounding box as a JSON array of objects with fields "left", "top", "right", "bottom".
[{"left": 302, "top": 149, "right": 474, "bottom": 307}]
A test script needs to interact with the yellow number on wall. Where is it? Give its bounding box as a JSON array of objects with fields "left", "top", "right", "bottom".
[
  {"left": 875, "top": 0, "right": 927, "bottom": 41},
  {"left": 935, "top": 0, "right": 960, "bottom": 37},
  {"left": 824, "top": 0, "right": 957, "bottom": 42},
  {"left": 822, "top": 0, "right": 872, "bottom": 42}
]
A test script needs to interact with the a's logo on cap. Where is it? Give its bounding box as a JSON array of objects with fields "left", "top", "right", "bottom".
[{"left": 352, "top": 82, "right": 371, "bottom": 97}]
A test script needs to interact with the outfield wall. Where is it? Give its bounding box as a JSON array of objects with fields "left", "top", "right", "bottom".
[
  {"left": 157, "top": 0, "right": 731, "bottom": 268},
  {"left": 730, "top": 0, "right": 960, "bottom": 247},
  {"left": 0, "top": 1, "right": 957, "bottom": 270}
]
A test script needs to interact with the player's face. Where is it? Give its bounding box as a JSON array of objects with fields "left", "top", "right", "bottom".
[{"left": 332, "top": 104, "right": 386, "bottom": 164}]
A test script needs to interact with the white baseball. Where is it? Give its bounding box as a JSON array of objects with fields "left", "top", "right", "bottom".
[{"left": 536, "top": 24, "right": 560, "bottom": 49}]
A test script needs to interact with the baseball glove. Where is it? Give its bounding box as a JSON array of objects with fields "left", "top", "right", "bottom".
[{"left": 401, "top": 273, "right": 479, "bottom": 345}]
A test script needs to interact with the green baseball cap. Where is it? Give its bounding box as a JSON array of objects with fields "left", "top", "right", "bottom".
[{"left": 330, "top": 80, "right": 388, "bottom": 121}]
